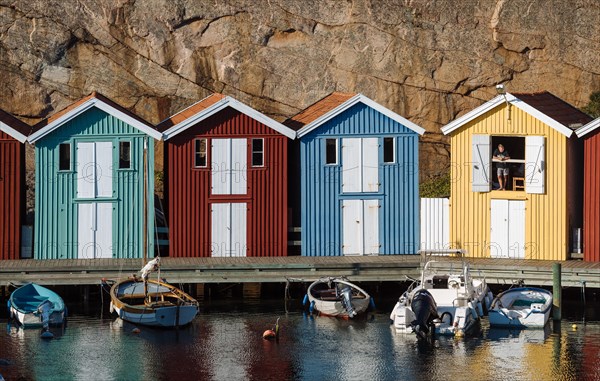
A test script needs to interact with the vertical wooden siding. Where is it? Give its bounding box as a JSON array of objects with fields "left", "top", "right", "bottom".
[
  {"left": 0, "top": 132, "right": 23, "bottom": 259},
  {"left": 449, "top": 104, "right": 570, "bottom": 260},
  {"left": 34, "top": 107, "right": 155, "bottom": 259},
  {"left": 583, "top": 132, "right": 600, "bottom": 262},
  {"left": 166, "top": 107, "right": 288, "bottom": 257},
  {"left": 300, "top": 103, "right": 420, "bottom": 256}
]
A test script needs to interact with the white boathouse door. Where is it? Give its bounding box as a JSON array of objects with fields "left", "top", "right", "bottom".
[
  {"left": 342, "top": 199, "right": 379, "bottom": 256},
  {"left": 76, "top": 141, "right": 113, "bottom": 258},
  {"left": 211, "top": 138, "right": 247, "bottom": 195},
  {"left": 211, "top": 203, "right": 247, "bottom": 257},
  {"left": 490, "top": 199, "right": 525, "bottom": 258}
]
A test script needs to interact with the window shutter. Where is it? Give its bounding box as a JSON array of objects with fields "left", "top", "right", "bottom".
[
  {"left": 471, "top": 134, "right": 491, "bottom": 192},
  {"left": 362, "top": 138, "right": 379, "bottom": 192},
  {"left": 230, "top": 138, "right": 247, "bottom": 195},
  {"left": 525, "top": 136, "right": 545, "bottom": 194},
  {"left": 211, "top": 139, "right": 229, "bottom": 195},
  {"left": 342, "top": 138, "right": 361, "bottom": 193}
]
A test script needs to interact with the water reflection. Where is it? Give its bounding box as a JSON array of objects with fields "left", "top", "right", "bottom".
[{"left": 0, "top": 302, "right": 598, "bottom": 381}]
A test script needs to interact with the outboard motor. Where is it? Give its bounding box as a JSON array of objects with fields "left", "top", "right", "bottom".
[
  {"left": 410, "top": 289, "right": 439, "bottom": 339},
  {"left": 37, "top": 300, "right": 54, "bottom": 330},
  {"left": 339, "top": 285, "right": 357, "bottom": 318}
]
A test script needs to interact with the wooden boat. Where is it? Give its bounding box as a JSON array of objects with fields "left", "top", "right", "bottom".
[
  {"left": 108, "top": 141, "right": 198, "bottom": 328},
  {"left": 488, "top": 287, "right": 553, "bottom": 328},
  {"left": 8, "top": 283, "right": 66, "bottom": 328},
  {"left": 109, "top": 258, "right": 199, "bottom": 327},
  {"left": 304, "top": 277, "right": 372, "bottom": 318},
  {"left": 390, "top": 259, "right": 493, "bottom": 338}
]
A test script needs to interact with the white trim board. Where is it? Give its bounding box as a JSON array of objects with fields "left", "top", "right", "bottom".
[
  {"left": 441, "top": 93, "right": 573, "bottom": 138},
  {"left": 28, "top": 98, "right": 162, "bottom": 143},
  {"left": 0, "top": 121, "right": 28, "bottom": 143},
  {"left": 575, "top": 117, "right": 600, "bottom": 138},
  {"left": 296, "top": 94, "right": 425, "bottom": 138},
  {"left": 162, "top": 96, "right": 296, "bottom": 140}
]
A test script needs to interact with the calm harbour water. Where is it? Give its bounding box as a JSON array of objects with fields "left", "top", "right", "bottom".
[{"left": 0, "top": 298, "right": 599, "bottom": 381}]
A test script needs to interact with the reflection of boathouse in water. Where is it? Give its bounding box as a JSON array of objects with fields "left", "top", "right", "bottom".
[
  {"left": 442, "top": 91, "right": 592, "bottom": 260},
  {"left": 28, "top": 93, "right": 161, "bottom": 259}
]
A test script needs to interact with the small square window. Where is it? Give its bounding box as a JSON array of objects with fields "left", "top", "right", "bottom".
[
  {"left": 59, "top": 143, "right": 71, "bottom": 171},
  {"left": 252, "top": 138, "right": 264, "bottom": 167},
  {"left": 383, "top": 137, "right": 395, "bottom": 163},
  {"left": 325, "top": 138, "right": 337, "bottom": 165},
  {"left": 195, "top": 138, "right": 207, "bottom": 168},
  {"left": 119, "top": 141, "right": 131, "bottom": 169}
]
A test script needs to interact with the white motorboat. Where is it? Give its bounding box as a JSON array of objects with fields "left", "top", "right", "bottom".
[
  {"left": 390, "top": 260, "right": 493, "bottom": 338},
  {"left": 304, "top": 277, "right": 372, "bottom": 318},
  {"left": 488, "top": 287, "right": 553, "bottom": 328}
]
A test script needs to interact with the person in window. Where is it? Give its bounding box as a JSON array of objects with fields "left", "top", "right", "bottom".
[{"left": 493, "top": 144, "right": 510, "bottom": 190}]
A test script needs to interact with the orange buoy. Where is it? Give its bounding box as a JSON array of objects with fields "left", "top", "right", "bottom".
[
  {"left": 132, "top": 328, "right": 141, "bottom": 334},
  {"left": 262, "top": 317, "right": 280, "bottom": 340}
]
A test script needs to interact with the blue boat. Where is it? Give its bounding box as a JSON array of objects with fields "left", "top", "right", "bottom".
[{"left": 8, "top": 283, "right": 66, "bottom": 328}]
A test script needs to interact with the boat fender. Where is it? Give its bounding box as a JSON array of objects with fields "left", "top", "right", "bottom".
[
  {"left": 109, "top": 303, "right": 114, "bottom": 314},
  {"left": 302, "top": 294, "right": 309, "bottom": 306},
  {"left": 40, "top": 330, "right": 54, "bottom": 339},
  {"left": 476, "top": 301, "right": 484, "bottom": 317},
  {"left": 309, "top": 300, "right": 315, "bottom": 314},
  {"left": 369, "top": 297, "right": 376, "bottom": 311},
  {"left": 6, "top": 300, "right": 10, "bottom": 317}
]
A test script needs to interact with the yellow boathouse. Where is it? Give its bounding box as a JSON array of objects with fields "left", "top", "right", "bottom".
[{"left": 441, "top": 91, "right": 591, "bottom": 260}]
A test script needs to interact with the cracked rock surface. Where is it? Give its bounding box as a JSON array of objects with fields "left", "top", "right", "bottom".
[{"left": 1, "top": 0, "right": 599, "bottom": 182}]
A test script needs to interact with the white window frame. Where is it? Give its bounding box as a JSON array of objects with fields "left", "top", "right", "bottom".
[
  {"left": 118, "top": 140, "right": 132, "bottom": 170},
  {"left": 59, "top": 142, "right": 72, "bottom": 172},
  {"left": 324, "top": 138, "right": 338, "bottom": 165},
  {"left": 251, "top": 138, "right": 264, "bottom": 168},
  {"left": 383, "top": 137, "right": 395, "bottom": 164},
  {"left": 194, "top": 138, "right": 208, "bottom": 168}
]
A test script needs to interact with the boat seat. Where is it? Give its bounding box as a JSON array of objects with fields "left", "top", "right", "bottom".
[{"left": 146, "top": 301, "right": 175, "bottom": 308}]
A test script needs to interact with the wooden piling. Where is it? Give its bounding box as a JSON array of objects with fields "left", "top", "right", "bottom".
[
  {"left": 243, "top": 282, "right": 261, "bottom": 299},
  {"left": 553, "top": 263, "right": 561, "bottom": 321},
  {"left": 195, "top": 283, "right": 205, "bottom": 301}
]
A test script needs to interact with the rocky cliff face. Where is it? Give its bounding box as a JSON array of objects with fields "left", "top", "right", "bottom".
[{"left": 1, "top": 0, "right": 599, "bottom": 180}]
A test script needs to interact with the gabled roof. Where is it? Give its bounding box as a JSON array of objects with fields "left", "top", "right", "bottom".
[
  {"left": 160, "top": 94, "right": 296, "bottom": 140},
  {"left": 441, "top": 91, "right": 593, "bottom": 138},
  {"left": 28, "top": 92, "right": 161, "bottom": 143},
  {"left": 0, "top": 109, "right": 30, "bottom": 143},
  {"left": 287, "top": 92, "right": 425, "bottom": 138},
  {"left": 575, "top": 117, "right": 600, "bottom": 138}
]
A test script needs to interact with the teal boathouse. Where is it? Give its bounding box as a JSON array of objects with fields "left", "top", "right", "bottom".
[{"left": 28, "top": 93, "right": 162, "bottom": 259}]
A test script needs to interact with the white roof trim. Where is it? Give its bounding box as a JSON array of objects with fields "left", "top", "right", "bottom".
[
  {"left": 0, "top": 121, "right": 28, "bottom": 143},
  {"left": 441, "top": 93, "right": 573, "bottom": 137},
  {"left": 27, "top": 98, "right": 161, "bottom": 143},
  {"left": 296, "top": 94, "right": 425, "bottom": 138},
  {"left": 162, "top": 96, "right": 296, "bottom": 140},
  {"left": 575, "top": 117, "right": 600, "bottom": 138}
]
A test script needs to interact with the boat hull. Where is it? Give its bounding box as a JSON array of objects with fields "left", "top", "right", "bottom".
[
  {"left": 488, "top": 287, "right": 552, "bottom": 328},
  {"left": 306, "top": 278, "right": 371, "bottom": 318},
  {"left": 9, "top": 283, "right": 66, "bottom": 327},
  {"left": 111, "top": 302, "right": 198, "bottom": 327},
  {"left": 109, "top": 278, "right": 199, "bottom": 328}
]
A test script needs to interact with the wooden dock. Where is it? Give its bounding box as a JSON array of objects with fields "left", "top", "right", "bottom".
[{"left": 0, "top": 256, "right": 598, "bottom": 288}]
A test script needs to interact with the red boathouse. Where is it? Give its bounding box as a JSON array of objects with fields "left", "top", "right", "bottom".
[
  {"left": 0, "top": 109, "right": 29, "bottom": 260},
  {"left": 159, "top": 94, "right": 296, "bottom": 257},
  {"left": 576, "top": 117, "right": 600, "bottom": 262}
]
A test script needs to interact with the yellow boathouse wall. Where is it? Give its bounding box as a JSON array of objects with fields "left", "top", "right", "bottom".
[{"left": 449, "top": 103, "right": 570, "bottom": 260}]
